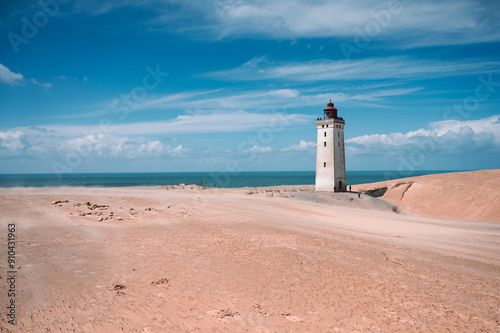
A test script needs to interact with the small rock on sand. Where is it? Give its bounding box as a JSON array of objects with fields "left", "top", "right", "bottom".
[{"left": 151, "top": 278, "right": 169, "bottom": 286}]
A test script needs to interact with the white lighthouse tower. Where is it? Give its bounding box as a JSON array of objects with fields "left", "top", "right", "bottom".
[{"left": 315, "top": 100, "right": 346, "bottom": 192}]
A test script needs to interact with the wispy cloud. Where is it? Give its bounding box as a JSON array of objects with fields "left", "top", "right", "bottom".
[
  {"left": 210, "top": 0, "right": 500, "bottom": 46},
  {"left": 138, "top": 89, "right": 224, "bottom": 110},
  {"left": 110, "top": 86, "right": 422, "bottom": 114},
  {"left": 0, "top": 63, "right": 24, "bottom": 85},
  {"left": 71, "top": 0, "right": 500, "bottom": 47},
  {"left": 60, "top": 84, "right": 418, "bottom": 120},
  {"left": 144, "top": 89, "right": 301, "bottom": 111},
  {"left": 30, "top": 78, "right": 52, "bottom": 88},
  {"left": 205, "top": 56, "right": 500, "bottom": 82},
  {"left": 21, "top": 111, "right": 309, "bottom": 137}
]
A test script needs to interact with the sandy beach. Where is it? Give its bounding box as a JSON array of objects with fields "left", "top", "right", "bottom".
[{"left": 0, "top": 170, "right": 499, "bottom": 332}]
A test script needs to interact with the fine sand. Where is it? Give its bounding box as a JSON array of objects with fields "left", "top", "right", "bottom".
[{"left": 0, "top": 170, "right": 499, "bottom": 332}]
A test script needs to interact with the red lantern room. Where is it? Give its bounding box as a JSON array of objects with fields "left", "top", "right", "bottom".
[{"left": 323, "top": 99, "right": 338, "bottom": 119}]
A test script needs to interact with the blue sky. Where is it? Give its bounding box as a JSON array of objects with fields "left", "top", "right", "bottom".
[{"left": 0, "top": 0, "right": 499, "bottom": 174}]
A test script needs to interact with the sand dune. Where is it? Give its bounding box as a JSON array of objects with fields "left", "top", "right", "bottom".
[
  {"left": 0, "top": 170, "right": 499, "bottom": 332},
  {"left": 352, "top": 169, "right": 500, "bottom": 223}
]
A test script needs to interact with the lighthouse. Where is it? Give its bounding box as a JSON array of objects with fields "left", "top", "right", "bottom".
[{"left": 315, "top": 100, "right": 346, "bottom": 192}]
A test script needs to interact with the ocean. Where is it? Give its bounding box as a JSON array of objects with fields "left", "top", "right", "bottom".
[{"left": 0, "top": 171, "right": 456, "bottom": 188}]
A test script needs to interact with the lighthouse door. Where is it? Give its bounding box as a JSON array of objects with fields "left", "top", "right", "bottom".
[{"left": 339, "top": 181, "right": 343, "bottom": 192}]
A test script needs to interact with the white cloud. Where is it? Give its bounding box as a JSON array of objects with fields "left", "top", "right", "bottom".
[
  {"left": 31, "top": 77, "right": 52, "bottom": 88},
  {"left": 206, "top": 56, "right": 500, "bottom": 82},
  {"left": 282, "top": 140, "right": 316, "bottom": 151},
  {"left": 208, "top": 0, "right": 474, "bottom": 40},
  {"left": 0, "top": 131, "right": 31, "bottom": 156},
  {"left": 237, "top": 145, "right": 273, "bottom": 154},
  {"left": 66, "top": 134, "right": 113, "bottom": 157},
  {"left": 248, "top": 145, "right": 272, "bottom": 153},
  {"left": 42, "top": 111, "right": 309, "bottom": 136},
  {"left": 235, "top": 0, "right": 500, "bottom": 47},
  {"left": 138, "top": 88, "right": 295, "bottom": 111},
  {"left": 2, "top": 110, "right": 307, "bottom": 165},
  {"left": 63, "top": 134, "right": 187, "bottom": 159},
  {"left": 136, "top": 89, "right": 223, "bottom": 110},
  {"left": 0, "top": 64, "right": 24, "bottom": 85},
  {"left": 79, "top": 0, "right": 500, "bottom": 47},
  {"left": 346, "top": 115, "right": 500, "bottom": 155},
  {"left": 265, "top": 89, "right": 300, "bottom": 98},
  {"left": 102, "top": 85, "right": 419, "bottom": 118}
]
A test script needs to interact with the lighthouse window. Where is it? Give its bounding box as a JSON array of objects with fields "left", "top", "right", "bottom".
[
  {"left": 324, "top": 142, "right": 326, "bottom": 147},
  {"left": 338, "top": 142, "right": 340, "bottom": 147},
  {"left": 324, "top": 132, "right": 326, "bottom": 137},
  {"left": 322, "top": 125, "right": 324, "bottom": 128},
  {"left": 338, "top": 132, "right": 339, "bottom": 137},
  {"left": 326, "top": 124, "right": 328, "bottom": 127},
  {"left": 324, "top": 162, "right": 326, "bottom": 167}
]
